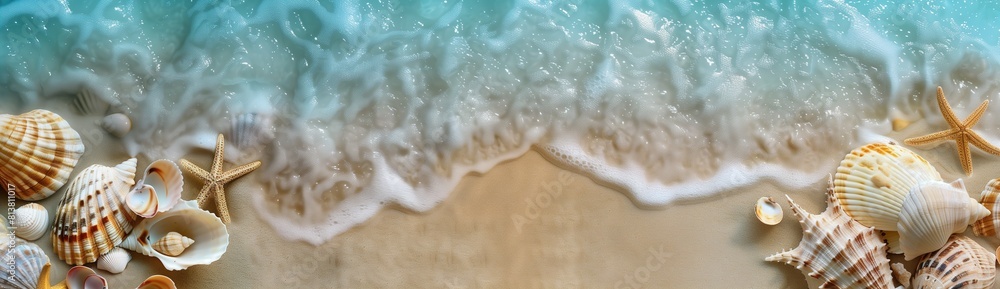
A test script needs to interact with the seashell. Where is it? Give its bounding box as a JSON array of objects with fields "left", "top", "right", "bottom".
[
  {"left": 96, "top": 247, "right": 132, "bottom": 274},
  {"left": 100, "top": 113, "right": 132, "bottom": 138},
  {"left": 13, "top": 202, "right": 49, "bottom": 241},
  {"left": 120, "top": 200, "right": 229, "bottom": 270},
  {"left": 0, "top": 109, "right": 86, "bottom": 200},
  {"left": 896, "top": 179, "right": 989, "bottom": 259},
  {"left": 973, "top": 177, "right": 1000, "bottom": 237},
  {"left": 0, "top": 238, "right": 50, "bottom": 289},
  {"left": 73, "top": 87, "right": 110, "bottom": 115},
  {"left": 912, "top": 234, "right": 996, "bottom": 289},
  {"left": 754, "top": 196, "right": 782, "bottom": 225},
  {"left": 126, "top": 184, "right": 159, "bottom": 218},
  {"left": 65, "top": 266, "right": 108, "bottom": 289},
  {"left": 137, "top": 275, "right": 177, "bottom": 289},
  {"left": 136, "top": 159, "right": 184, "bottom": 213},
  {"left": 765, "top": 184, "right": 895, "bottom": 289},
  {"left": 152, "top": 231, "right": 195, "bottom": 257},
  {"left": 228, "top": 112, "right": 275, "bottom": 150},
  {"left": 832, "top": 142, "right": 989, "bottom": 259},
  {"left": 890, "top": 262, "right": 911, "bottom": 288},
  {"left": 52, "top": 158, "right": 141, "bottom": 265}
]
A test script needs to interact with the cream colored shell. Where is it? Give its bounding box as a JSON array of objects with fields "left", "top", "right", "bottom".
[
  {"left": 120, "top": 200, "right": 229, "bottom": 271},
  {"left": 52, "top": 158, "right": 141, "bottom": 265},
  {"left": 152, "top": 232, "right": 195, "bottom": 257},
  {"left": 912, "top": 235, "right": 996, "bottom": 289},
  {"left": 765, "top": 185, "right": 894, "bottom": 289},
  {"left": 896, "top": 180, "right": 989, "bottom": 259},
  {"left": 754, "top": 196, "right": 782, "bottom": 225},
  {"left": 96, "top": 247, "right": 131, "bottom": 274},
  {"left": 13, "top": 203, "right": 49, "bottom": 241},
  {"left": 137, "top": 275, "right": 177, "bottom": 289},
  {"left": 0, "top": 109, "right": 85, "bottom": 201}
]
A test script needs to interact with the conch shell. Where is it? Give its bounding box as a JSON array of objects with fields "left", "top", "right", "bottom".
[
  {"left": 120, "top": 200, "right": 229, "bottom": 270},
  {"left": 13, "top": 202, "right": 49, "bottom": 241},
  {"left": 0, "top": 109, "right": 85, "bottom": 200},
  {"left": 152, "top": 231, "right": 195, "bottom": 256},
  {"left": 52, "top": 158, "right": 141, "bottom": 265},
  {"left": 912, "top": 234, "right": 996, "bottom": 289},
  {"left": 0, "top": 237, "right": 49, "bottom": 289},
  {"left": 832, "top": 142, "right": 988, "bottom": 259},
  {"left": 765, "top": 184, "right": 895, "bottom": 288}
]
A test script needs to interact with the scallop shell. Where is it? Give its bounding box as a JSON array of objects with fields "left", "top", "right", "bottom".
[
  {"left": 764, "top": 185, "right": 895, "bottom": 289},
  {"left": 120, "top": 200, "right": 229, "bottom": 270},
  {"left": 73, "top": 87, "right": 110, "bottom": 115},
  {"left": 137, "top": 159, "right": 184, "bottom": 213},
  {"left": 100, "top": 113, "right": 132, "bottom": 138},
  {"left": 137, "top": 275, "right": 177, "bottom": 289},
  {"left": 0, "top": 238, "right": 50, "bottom": 289},
  {"left": 152, "top": 231, "right": 195, "bottom": 257},
  {"left": 228, "top": 112, "right": 275, "bottom": 150},
  {"left": 96, "top": 247, "right": 132, "bottom": 274},
  {"left": 52, "top": 158, "right": 141, "bottom": 265},
  {"left": 13, "top": 202, "right": 49, "bottom": 241},
  {"left": 0, "top": 109, "right": 86, "bottom": 201},
  {"left": 754, "top": 196, "right": 782, "bottom": 225},
  {"left": 833, "top": 142, "right": 988, "bottom": 259},
  {"left": 912, "top": 234, "right": 996, "bottom": 289},
  {"left": 896, "top": 179, "right": 989, "bottom": 259},
  {"left": 973, "top": 178, "right": 1000, "bottom": 237}
]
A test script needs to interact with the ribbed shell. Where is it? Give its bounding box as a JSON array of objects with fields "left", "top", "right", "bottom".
[
  {"left": 96, "top": 247, "right": 132, "bottom": 274},
  {"left": 0, "top": 237, "right": 50, "bottom": 289},
  {"left": 152, "top": 232, "right": 194, "bottom": 257},
  {"left": 896, "top": 180, "right": 989, "bottom": 260},
  {"left": 52, "top": 158, "right": 141, "bottom": 265},
  {"left": 0, "top": 109, "right": 86, "bottom": 200},
  {"left": 912, "top": 235, "right": 996, "bottom": 289},
  {"left": 765, "top": 187, "right": 894, "bottom": 289},
  {"left": 13, "top": 203, "right": 49, "bottom": 241},
  {"left": 833, "top": 142, "right": 941, "bottom": 231},
  {"left": 973, "top": 178, "right": 1000, "bottom": 237}
]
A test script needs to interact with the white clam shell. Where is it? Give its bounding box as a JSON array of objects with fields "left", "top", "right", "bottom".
[
  {"left": 100, "top": 113, "right": 132, "bottom": 138},
  {"left": 765, "top": 184, "right": 894, "bottom": 288},
  {"left": 137, "top": 275, "right": 177, "bottom": 289},
  {"left": 136, "top": 159, "right": 184, "bottom": 214},
  {"left": 0, "top": 237, "right": 50, "bottom": 289},
  {"left": 896, "top": 179, "right": 989, "bottom": 260},
  {"left": 0, "top": 109, "right": 86, "bottom": 200},
  {"left": 912, "top": 235, "right": 996, "bottom": 289},
  {"left": 52, "top": 158, "right": 141, "bottom": 265},
  {"left": 13, "top": 203, "right": 49, "bottom": 241},
  {"left": 119, "top": 200, "right": 229, "bottom": 271},
  {"left": 754, "top": 196, "right": 782, "bottom": 225},
  {"left": 96, "top": 247, "right": 132, "bottom": 274}
]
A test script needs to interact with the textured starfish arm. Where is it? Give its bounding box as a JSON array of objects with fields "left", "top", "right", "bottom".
[
  {"left": 963, "top": 99, "right": 990, "bottom": 127},
  {"left": 903, "top": 129, "right": 958, "bottom": 145},
  {"left": 968, "top": 132, "right": 1000, "bottom": 156},
  {"left": 195, "top": 183, "right": 214, "bottom": 209},
  {"left": 956, "top": 137, "right": 974, "bottom": 175},
  {"left": 179, "top": 159, "right": 212, "bottom": 180},
  {"left": 215, "top": 184, "right": 232, "bottom": 223},
  {"left": 936, "top": 87, "right": 963, "bottom": 128},
  {"left": 219, "top": 160, "right": 262, "bottom": 183},
  {"left": 212, "top": 134, "right": 226, "bottom": 175}
]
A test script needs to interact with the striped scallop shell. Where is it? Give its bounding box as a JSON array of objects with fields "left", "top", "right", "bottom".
[
  {"left": 764, "top": 185, "right": 894, "bottom": 289},
  {"left": 833, "top": 142, "right": 941, "bottom": 231},
  {"left": 0, "top": 237, "right": 50, "bottom": 289},
  {"left": 912, "top": 235, "right": 996, "bottom": 289},
  {"left": 13, "top": 203, "right": 49, "bottom": 241},
  {"left": 0, "top": 109, "right": 86, "bottom": 201},
  {"left": 973, "top": 178, "right": 1000, "bottom": 237},
  {"left": 96, "top": 247, "right": 131, "bottom": 274},
  {"left": 52, "top": 158, "right": 141, "bottom": 265}
]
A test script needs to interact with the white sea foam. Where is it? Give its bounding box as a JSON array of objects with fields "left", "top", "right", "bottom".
[{"left": 3, "top": 0, "right": 1000, "bottom": 244}]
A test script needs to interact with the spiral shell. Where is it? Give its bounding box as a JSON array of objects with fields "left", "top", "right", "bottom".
[
  {"left": 0, "top": 109, "right": 86, "bottom": 200},
  {"left": 0, "top": 237, "right": 50, "bottom": 289},
  {"left": 96, "top": 247, "right": 132, "bottom": 274},
  {"left": 13, "top": 203, "right": 49, "bottom": 241},
  {"left": 120, "top": 200, "right": 229, "bottom": 270},
  {"left": 140, "top": 159, "right": 184, "bottom": 214},
  {"left": 152, "top": 231, "right": 194, "bottom": 257},
  {"left": 52, "top": 158, "right": 141, "bottom": 265},
  {"left": 912, "top": 235, "right": 996, "bottom": 289},
  {"left": 765, "top": 184, "right": 895, "bottom": 289}
]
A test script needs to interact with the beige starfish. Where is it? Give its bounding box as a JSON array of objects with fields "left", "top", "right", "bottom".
[
  {"left": 904, "top": 86, "right": 1000, "bottom": 175},
  {"left": 179, "top": 134, "right": 261, "bottom": 223}
]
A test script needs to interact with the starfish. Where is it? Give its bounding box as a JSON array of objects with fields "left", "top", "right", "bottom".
[
  {"left": 179, "top": 134, "right": 261, "bottom": 223},
  {"left": 904, "top": 86, "right": 1000, "bottom": 175}
]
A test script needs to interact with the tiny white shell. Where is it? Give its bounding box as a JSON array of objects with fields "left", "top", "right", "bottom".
[
  {"left": 96, "top": 247, "right": 131, "bottom": 274},
  {"left": 755, "top": 196, "right": 782, "bottom": 225},
  {"left": 13, "top": 203, "right": 48, "bottom": 241},
  {"left": 100, "top": 113, "right": 132, "bottom": 138}
]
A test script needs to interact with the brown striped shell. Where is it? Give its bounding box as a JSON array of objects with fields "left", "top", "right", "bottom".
[
  {"left": 765, "top": 183, "right": 895, "bottom": 289},
  {"left": 912, "top": 235, "right": 996, "bottom": 289},
  {"left": 52, "top": 158, "right": 141, "bottom": 265},
  {"left": 973, "top": 178, "right": 1000, "bottom": 237},
  {"left": 0, "top": 109, "right": 85, "bottom": 200}
]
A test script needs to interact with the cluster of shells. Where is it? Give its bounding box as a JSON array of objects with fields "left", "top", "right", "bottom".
[
  {"left": 760, "top": 142, "right": 1000, "bottom": 288},
  {"left": 0, "top": 109, "right": 230, "bottom": 288}
]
